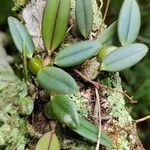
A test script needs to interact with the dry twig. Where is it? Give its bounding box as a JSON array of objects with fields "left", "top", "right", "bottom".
[
  {"left": 74, "top": 69, "right": 137, "bottom": 104},
  {"left": 136, "top": 115, "right": 150, "bottom": 124},
  {"left": 99, "top": 0, "right": 110, "bottom": 32},
  {"left": 95, "top": 88, "right": 102, "bottom": 150}
]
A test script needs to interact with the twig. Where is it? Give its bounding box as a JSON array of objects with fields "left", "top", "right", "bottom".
[
  {"left": 99, "top": 0, "right": 110, "bottom": 32},
  {"left": 99, "top": 85, "right": 137, "bottom": 104},
  {"left": 66, "top": 24, "right": 74, "bottom": 34},
  {"left": 136, "top": 115, "right": 150, "bottom": 124},
  {"left": 95, "top": 88, "right": 102, "bottom": 150},
  {"left": 73, "top": 69, "right": 100, "bottom": 89},
  {"left": 98, "top": 0, "right": 103, "bottom": 11},
  {"left": 74, "top": 69, "right": 137, "bottom": 104}
]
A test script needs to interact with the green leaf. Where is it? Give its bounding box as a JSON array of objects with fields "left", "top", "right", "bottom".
[
  {"left": 42, "top": 0, "right": 71, "bottom": 51},
  {"left": 96, "top": 21, "right": 118, "bottom": 46},
  {"left": 44, "top": 101, "right": 55, "bottom": 119},
  {"left": 101, "top": 43, "right": 148, "bottom": 72},
  {"left": 118, "top": 0, "right": 141, "bottom": 45},
  {"left": 54, "top": 40, "right": 102, "bottom": 67},
  {"left": 98, "top": 46, "right": 118, "bottom": 62},
  {"left": 35, "top": 131, "right": 60, "bottom": 150},
  {"left": 45, "top": 95, "right": 79, "bottom": 129},
  {"left": 37, "top": 67, "right": 79, "bottom": 94},
  {"left": 75, "top": 0, "right": 93, "bottom": 38},
  {"left": 44, "top": 100, "right": 113, "bottom": 147},
  {"left": 73, "top": 117, "right": 113, "bottom": 148},
  {"left": 8, "top": 16, "right": 35, "bottom": 58}
]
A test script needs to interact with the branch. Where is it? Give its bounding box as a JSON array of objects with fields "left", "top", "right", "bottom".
[{"left": 74, "top": 69, "right": 137, "bottom": 104}]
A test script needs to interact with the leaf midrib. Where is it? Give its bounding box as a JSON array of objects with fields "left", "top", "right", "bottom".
[
  {"left": 13, "top": 18, "right": 24, "bottom": 49},
  {"left": 43, "top": 69, "right": 75, "bottom": 91},
  {"left": 55, "top": 44, "right": 98, "bottom": 61},
  {"left": 104, "top": 47, "right": 144, "bottom": 66},
  {"left": 50, "top": 0, "right": 61, "bottom": 50},
  {"left": 126, "top": 0, "right": 133, "bottom": 41}
]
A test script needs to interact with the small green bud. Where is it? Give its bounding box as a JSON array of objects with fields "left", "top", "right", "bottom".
[
  {"left": 28, "top": 58, "right": 43, "bottom": 76},
  {"left": 98, "top": 46, "right": 118, "bottom": 62}
]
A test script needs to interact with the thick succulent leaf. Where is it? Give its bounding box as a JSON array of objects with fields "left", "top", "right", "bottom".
[
  {"left": 118, "top": 0, "right": 141, "bottom": 45},
  {"left": 54, "top": 40, "right": 102, "bottom": 67},
  {"left": 73, "top": 117, "right": 113, "bottom": 148},
  {"left": 37, "top": 67, "right": 78, "bottom": 94},
  {"left": 35, "top": 131, "right": 60, "bottom": 150},
  {"left": 75, "top": 0, "right": 93, "bottom": 38},
  {"left": 45, "top": 95, "right": 79, "bottom": 129},
  {"left": 42, "top": 0, "right": 71, "bottom": 51},
  {"left": 96, "top": 21, "right": 118, "bottom": 46},
  {"left": 8, "top": 16, "right": 35, "bottom": 58},
  {"left": 101, "top": 43, "right": 148, "bottom": 72}
]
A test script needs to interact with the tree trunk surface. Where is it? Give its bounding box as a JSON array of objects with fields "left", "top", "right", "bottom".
[{"left": 0, "top": 0, "right": 145, "bottom": 149}]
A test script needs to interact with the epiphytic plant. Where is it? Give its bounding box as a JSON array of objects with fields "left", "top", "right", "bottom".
[
  {"left": 8, "top": 0, "right": 148, "bottom": 149},
  {"left": 97, "top": 0, "right": 148, "bottom": 72}
]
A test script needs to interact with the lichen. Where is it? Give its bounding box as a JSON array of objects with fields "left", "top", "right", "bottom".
[
  {"left": 0, "top": 66, "right": 34, "bottom": 150},
  {"left": 103, "top": 73, "right": 132, "bottom": 127},
  {"left": 69, "top": 92, "right": 90, "bottom": 118},
  {"left": 62, "top": 139, "right": 95, "bottom": 150},
  {"left": 102, "top": 73, "right": 133, "bottom": 149},
  {"left": 63, "top": 114, "right": 72, "bottom": 124}
]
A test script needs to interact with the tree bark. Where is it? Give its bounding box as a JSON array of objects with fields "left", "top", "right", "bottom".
[{"left": 6, "top": 0, "right": 145, "bottom": 149}]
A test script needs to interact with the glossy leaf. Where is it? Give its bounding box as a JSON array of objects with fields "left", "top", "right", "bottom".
[
  {"left": 54, "top": 40, "right": 102, "bottom": 67},
  {"left": 96, "top": 21, "right": 118, "bottom": 46},
  {"left": 45, "top": 95, "right": 79, "bottom": 129},
  {"left": 8, "top": 16, "right": 35, "bottom": 58},
  {"left": 35, "top": 131, "right": 60, "bottom": 150},
  {"left": 37, "top": 67, "right": 79, "bottom": 94},
  {"left": 73, "top": 117, "right": 113, "bottom": 148},
  {"left": 101, "top": 43, "right": 148, "bottom": 72},
  {"left": 42, "top": 0, "right": 71, "bottom": 51},
  {"left": 118, "top": 0, "right": 141, "bottom": 45},
  {"left": 75, "top": 0, "right": 93, "bottom": 38}
]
